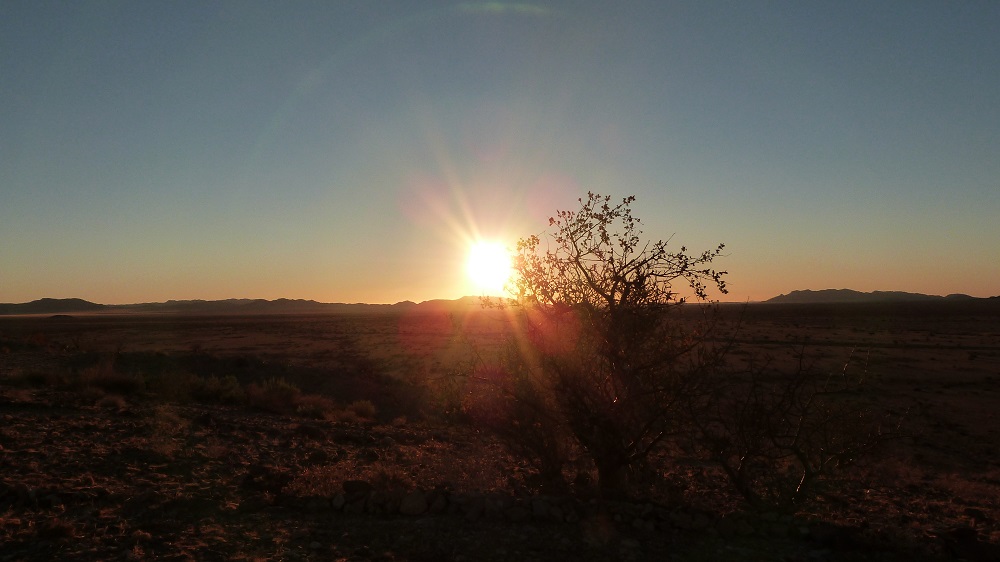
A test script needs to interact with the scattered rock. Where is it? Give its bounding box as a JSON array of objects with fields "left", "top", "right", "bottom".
[
  {"left": 504, "top": 505, "right": 531, "bottom": 522},
  {"left": 293, "top": 423, "right": 326, "bottom": 439},
  {"left": 427, "top": 489, "right": 449, "bottom": 514},
  {"left": 306, "top": 449, "right": 329, "bottom": 464},
  {"left": 342, "top": 480, "right": 373, "bottom": 500},
  {"left": 399, "top": 490, "right": 428, "bottom": 516},
  {"left": 331, "top": 493, "right": 346, "bottom": 510},
  {"left": 461, "top": 495, "right": 486, "bottom": 521},
  {"left": 938, "top": 525, "right": 1000, "bottom": 562},
  {"left": 304, "top": 496, "right": 329, "bottom": 511},
  {"left": 735, "top": 518, "right": 755, "bottom": 537}
]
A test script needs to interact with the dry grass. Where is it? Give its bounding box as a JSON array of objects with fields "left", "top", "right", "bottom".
[{"left": 0, "top": 303, "right": 998, "bottom": 559}]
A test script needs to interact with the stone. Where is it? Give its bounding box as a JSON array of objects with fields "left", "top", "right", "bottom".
[
  {"left": 399, "top": 490, "right": 428, "bottom": 516},
  {"left": 716, "top": 517, "right": 736, "bottom": 538},
  {"left": 306, "top": 450, "right": 329, "bottom": 464},
  {"left": 291, "top": 528, "right": 311, "bottom": 540},
  {"left": 367, "top": 491, "right": 386, "bottom": 514},
  {"left": 504, "top": 506, "right": 531, "bottom": 522},
  {"left": 304, "top": 497, "right": 329, "bottom": 511},
  {"left": 462, "top": 495, "right": 486, "bottom": 522},
  {"left": 669, "top": 511, "right": 693, "bottom": 529},
  {"left": 490, "top": 493, "right": 512, "bottom": 511},
  {"left": 427, "top": 490, "right": 448, "bottom": 514},
  {"left": 342, "top": 480, "right": 372, "bottom": 500},
  {"left": 531, "top": 498, "right": 550, "bottom": 519},
  {"left": 690, "top": 513, "right": 710, "bottom": 531},
  {"left": 735, "top": 519, "right": 755, "bottom": 536},
  {"left": 294, "top": 424, "right": 325, "bottom": 440},
  {"left": 330, "top": 493, "right": 345, "bottom": 510},
  {"left": 768, "top": 523, "right": 790, "bottom": 537},
  {"left": 343, "top": 497, "right": 367, "bottom": 514},
  {"left": 760, "top": 511, "right": 780, "bottom": 522}
]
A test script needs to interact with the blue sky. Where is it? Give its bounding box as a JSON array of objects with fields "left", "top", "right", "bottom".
[{"left": 2, "top": 1, "right": 998, "bottom": 304}]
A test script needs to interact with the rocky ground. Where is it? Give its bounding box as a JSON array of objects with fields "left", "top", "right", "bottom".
[
  {"left": 2, "top": 307, "right": 999, "bottom": 561},
  {"left": 1, "top": 383, "right": 997, "bottom": 562}
]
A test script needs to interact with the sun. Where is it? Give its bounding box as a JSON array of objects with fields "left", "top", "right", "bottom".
[{"left": 466, "top": 240, "right": 512, "bottom": 295}]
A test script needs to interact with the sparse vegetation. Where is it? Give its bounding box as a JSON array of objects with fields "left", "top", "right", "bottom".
[
  {"left": 246, "top": 377, "right": 302, "bottom": 414},
  {"left": 684, "top": 346, "right": 902, "bottom": 508},
  {"left": 0, "top": 290, "right": 997, "bottom": 560},
  {"left": 78, "top": 356, "right": 145, "bottom": 396}
]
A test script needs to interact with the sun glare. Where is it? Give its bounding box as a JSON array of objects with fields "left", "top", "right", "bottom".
[{"left": 466, "top": 240, "right": 512, "bottom": 295}]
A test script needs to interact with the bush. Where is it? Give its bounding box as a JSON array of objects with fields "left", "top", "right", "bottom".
[
  {"left": 347, "top": 399, "right": 377, "bottom": 421},
  {"left": 146, "top": 371, "right": 201, "bottom": 402},
  {"left": 461, "top": 355, "right": 570, "bottom": 488},
  {"left": 4, "top": 370, "right": 63, "bottom": 388},
  {"left": 246, "top": 377, "right": 301, "bottom": 414},
  {"left": 96, "top": 394, "right": 128, "bottom": 409},
  {"left": 685, "top": 347, "right": 901, "bottom": 508},
  {"left": 79, "top": 359, "right": 144, "bottom": 396},
  {"left": 193, "top": 374, "right": 245, "bottom": 405},
  {"left": 295, "top": 394, "right": 337, "bottom": 419}
]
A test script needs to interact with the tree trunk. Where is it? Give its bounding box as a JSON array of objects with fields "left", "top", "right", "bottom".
[{"left": 595, "top": 454, "right": 628, "bottom": 498}]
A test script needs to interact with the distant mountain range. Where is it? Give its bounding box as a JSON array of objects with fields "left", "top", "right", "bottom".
[
  {"left": 2, "top": 291, "right": 997, "bottom": 315},
  {"left": 764, "top": 289, "right": 995, "bottom": 304},
  {"left": 0, "top": 296, "right": 485, "bottom": 316}
]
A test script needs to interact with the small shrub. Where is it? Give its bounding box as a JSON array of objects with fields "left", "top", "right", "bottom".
[
  {"left": 246, "top": 377, "right": 301, "bottom": 414},
  {"left": 79, "top": 359, "right": 144, "bottom": 396},
  {"left": 685, "top": 348, "right": 901, "bottom": 509},
  {"left": 148, "top": 405, "right": 190, "bottom": 441},
  {"left": 295, "top": 394, "right": 337, "bottom": 419},
  {"left": 80, "top": 386, "right": 105, "bottom": 403},
  {"left": 146, "top": 371, "right": 200, "bottom": 402},
  {"left": 347, "top": 399, "right": 377, "bottom": 421},
  {"left": 194, "top": 374, "right": 245, "bottom": 405},
  {"left": 460, "top": 359, "right": 570, "bottom": 488},
  {"left": 97, "top": 394, "right": 128, "bottom": 411},
  {"left": 370, "top": 463, "right": 413, "bottom": 492},
  {"left": 330, "top": 408, "right": 363, "bottom": 424},
  {"left": 6, "top": 370, "right": 62, "bottom": 388}
]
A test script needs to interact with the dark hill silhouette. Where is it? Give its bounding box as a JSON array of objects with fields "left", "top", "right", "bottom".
[
  {"left": 0, "top": 296, "right": 488, "bottom": 316},
  {"left": 765, "top": 289, "right": 979, "bottom": 304},
  {"left": 0, "top": 298, "right": 107, "bottom": 315}
]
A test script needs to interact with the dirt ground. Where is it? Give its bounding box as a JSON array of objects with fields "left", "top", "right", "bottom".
[{"left": 1, "top": 301, "right": 998, "bottom": 560}]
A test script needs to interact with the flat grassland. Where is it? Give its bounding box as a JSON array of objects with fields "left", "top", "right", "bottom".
[{"left": 1, "top": 301, "right": 998, "bottom": 561}]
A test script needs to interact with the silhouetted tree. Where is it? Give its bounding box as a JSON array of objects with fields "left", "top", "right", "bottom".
[{"left": 467, "top": 193, "right": 728, "bottom": 495}]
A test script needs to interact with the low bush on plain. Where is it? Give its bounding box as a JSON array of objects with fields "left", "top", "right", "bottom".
[
  {"left": 78, "top": 360, "right": 145, "bottom": 396},
  {"left": 246, "top": 377, "right": 302, "bottom": 414}
]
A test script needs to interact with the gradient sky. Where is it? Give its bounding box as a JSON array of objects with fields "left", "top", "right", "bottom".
[{"left": 2, "top": 1, "right": 998, "bottom": 304}]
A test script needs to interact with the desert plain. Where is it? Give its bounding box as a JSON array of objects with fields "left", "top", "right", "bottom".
[{"left": 1, "top": 299, "right": 998, "bottom": 561}]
